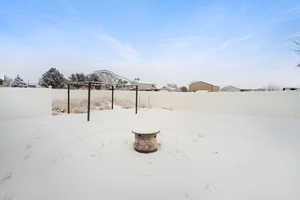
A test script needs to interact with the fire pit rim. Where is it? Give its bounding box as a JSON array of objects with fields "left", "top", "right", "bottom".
[{"left": 131, "top": 129, "right": 160, "bottom": 135}]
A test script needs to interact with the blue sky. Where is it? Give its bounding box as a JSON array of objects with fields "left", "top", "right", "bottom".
[{"left": 1, "top": 0, "right": 300, "bottom": 87}]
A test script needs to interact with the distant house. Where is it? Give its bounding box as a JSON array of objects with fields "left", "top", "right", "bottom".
[
  {"left": 221, "top": 85, "right": 240, "bottom": 92},
  {"left": 137, "top": 83, "right": 158, "bottom": 91},
  {"left": 189, "top": 81, "right": 220, "bottom": 92},
  {"left": 160, "top": 84, "right": 179, "bottom": 92},
  {"left": 27, "top": 83, "right": 37, "bottom": 88},
  {"left": 0, "top": 78, "right": 3, "bottom": 86},
  {"left": 159, "top": 87, "right": 169, "bottom": 92}
]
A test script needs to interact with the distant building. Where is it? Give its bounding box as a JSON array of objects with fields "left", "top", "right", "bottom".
[
  {"left": 0, "top": 78, "right": 3, "bottom": 85},
  {"left": 160, "top": 84, "right": 179, "bottom": 92},
  {"left": 189, "top": 81, "right": 220, "bottom": 92},
  {"left": 27, "top": 83, "right": 37, "bottom": 88},
  {"left": 137, "top": 83, "right": 158, "bottom": 91},
  {"left": 221, "top": 85, "right": 240, "bottom": 92},
  {"left": 159, "top": 86, "right": 170, "bottom": 92}
]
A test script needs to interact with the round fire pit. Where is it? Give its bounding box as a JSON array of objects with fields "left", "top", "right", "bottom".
[{"left": 132, "top": 129, "right": 160, "bottom": 153}]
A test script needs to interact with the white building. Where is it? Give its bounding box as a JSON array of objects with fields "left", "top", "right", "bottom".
[
  {"left": 137, "top": 83, "right": 157, "bottom": 91},
  {"left": 221, "top": 85, "right": 240, "bottom": 92}
]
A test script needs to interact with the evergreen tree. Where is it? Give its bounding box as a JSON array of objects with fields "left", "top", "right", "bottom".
[
  {"left": 11, "top": 75, "right": 27, "bottom": 87},
  {"left": 39, "top": 68, "right": 66, "bottom": 88}
]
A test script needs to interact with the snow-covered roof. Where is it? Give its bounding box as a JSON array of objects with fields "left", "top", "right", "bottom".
[{"left": 221, "top": 85, "right": 240, "bottom": 92}]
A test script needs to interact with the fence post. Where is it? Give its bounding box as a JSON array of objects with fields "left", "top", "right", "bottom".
[
  {"left": 135, "top": 85, "right": 138, "bottom": 114},
  {"left": 87, "top": 82, "right": 91, "bottom": 121},
  {"left": 67, "top": 84, "right": 70, "bottom": 114},
  {"left": 112, "top": 85, "right": 114, "bottom": 110}
]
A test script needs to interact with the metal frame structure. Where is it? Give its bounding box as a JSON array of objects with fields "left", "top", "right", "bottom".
[{"left": 67, "top": 81, "right": 139, "bottom": 121}]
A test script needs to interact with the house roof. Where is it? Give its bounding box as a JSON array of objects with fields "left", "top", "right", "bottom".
[
  {"left": 190, "top": 81, "right": 217, "bottom": 87},
  {"left": 221, "top": 85, "right": 240, "bottom": 91}
]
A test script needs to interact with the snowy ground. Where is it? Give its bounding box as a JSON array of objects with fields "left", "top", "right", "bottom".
[{"left": 1, "top": 108, "right": 300, "bottom": 200}]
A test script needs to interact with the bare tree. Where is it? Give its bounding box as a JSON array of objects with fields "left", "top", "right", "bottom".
[
  {"left": 69, "top": 73, "right": 86, "bottom": 82},
  {"left": 295, "top": 40, "right": 300, "bottom": 67},
  {"left": 265, "top": 84, "right": 280, "bottom": 91},
  {"left": 179, "top": 86, "right": 188, "bottom": 92},
  {"left": 3, "top": 75, "right": 12, "bottom": 87},
  {"left": 134, "top": 77, "right": 140, "bottom": 82}
]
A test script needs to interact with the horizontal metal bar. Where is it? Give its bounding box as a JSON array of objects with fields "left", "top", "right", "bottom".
[{"left": 67, "top": 81, "right": 139, "bottom": 87}]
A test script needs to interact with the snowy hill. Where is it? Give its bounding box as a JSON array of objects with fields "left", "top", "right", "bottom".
[{"left": 88, "top": 70, "right": 132, "bottom": 85}]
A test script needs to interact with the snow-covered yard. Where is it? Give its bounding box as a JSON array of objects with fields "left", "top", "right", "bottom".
[{"left": 1, "top": 107, "right": 299, "bottom": 200}]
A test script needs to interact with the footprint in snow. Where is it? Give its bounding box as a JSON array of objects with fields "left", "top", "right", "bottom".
[
  {"left": 90, "top": 154, "right": 96, "bottom": 158},
  {"left": 184, "top": 193, "right": 190, "bottom": 199},
  {"left": 25, "top": 144, "right": 32, "bottom": 150},
  {"left": 0, "top": 172, "right": 12, "bottom": 184},
  {"left": 24, "top": 154, "right": 31, "bottom": 160},
  {"left": 204, "top": 184, "right": 217, "bottom": 192}
]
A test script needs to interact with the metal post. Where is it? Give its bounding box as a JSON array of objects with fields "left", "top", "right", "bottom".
[
  {"left": 135, "top": 85, "right": 138, "bottom": 114},
  {"left": 87, "top": 82, "right": 91, "bottom": 121},
  {"left": 111, "top": 85, "right": 114, "bottom": 110},
  {"left": 67, "top": 84, "right": 70, "bottom": 114}
]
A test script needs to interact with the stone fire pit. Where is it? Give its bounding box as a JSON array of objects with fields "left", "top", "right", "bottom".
[{"left": 132, "top": 128, "right": 160, "bottom": 153}]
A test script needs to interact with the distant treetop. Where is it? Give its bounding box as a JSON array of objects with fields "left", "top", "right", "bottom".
[
  {"left": 11, "top": 75, "right": 27, "bottom": 87},
  {"left": 39, "top": 67, "right": 66, "bottom": 88}
]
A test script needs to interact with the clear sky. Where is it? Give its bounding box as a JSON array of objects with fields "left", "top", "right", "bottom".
[{"left": 1, "top": 0, "right": 300, "bottom": 88}]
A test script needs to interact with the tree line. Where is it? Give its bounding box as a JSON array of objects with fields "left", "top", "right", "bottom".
[
  {"left": 3, "top": 68, "right": 119, "bottom": 88},
  {"left": 2, "top": 68, "right": 189, "bottom": 92}
]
